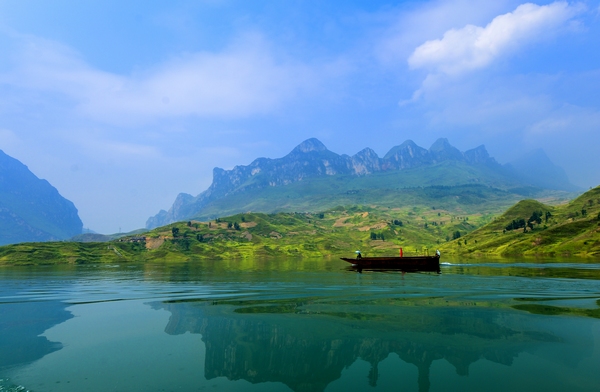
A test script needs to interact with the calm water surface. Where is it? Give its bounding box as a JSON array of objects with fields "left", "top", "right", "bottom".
[{"left": 1, "top": 259, "right": 599, "bottom": 392}]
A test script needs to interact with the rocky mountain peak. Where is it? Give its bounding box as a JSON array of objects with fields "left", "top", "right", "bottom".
[
  {"left": 464, "top": 145, "right": 496, "bottom": 166},
  {"left": 351, "top": 148, "right": 381, "bottom": 175},
  {"left": 429, "top": 138, "right": 464, "bottom": 162},
  {"left": 383, "top": 140, "right": 430, "bottom": 169},
  {"left": 145, "top": 137, "right": 577, "bottom": 229},
  {"left": 291, "top": 138, "right": 328, "bottom": 154}
]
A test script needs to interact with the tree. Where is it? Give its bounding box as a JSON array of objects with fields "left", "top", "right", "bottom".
[
  {"left": 227, "top": 222, "right": 233, "bottom": 229},
  {"left": 505, "top": 219, "right": 526, "bottom": 231},
  {"left": 171, "top": 227, "right": 179, "bottom": 237},
  {"left": 528, "top": 211, "right": 542, "bottom": 225},
  {"left": 452, "top": 230, "right": 461, "bottom": 240},
  {"left": 233, "top": 222, "right": 240, "bottom": 230}
]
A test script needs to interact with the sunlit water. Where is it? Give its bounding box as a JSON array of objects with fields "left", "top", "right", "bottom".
[{"left": 1, "top": 259, "right": 599, "bottom": 392}]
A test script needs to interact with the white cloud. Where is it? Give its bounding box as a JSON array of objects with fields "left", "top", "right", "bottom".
[
  {"left": 408, "top": 1, "right": 584, "bottom": 75},
  {"left": 377, "top": 0, "right": 516, "bottom": 66},
  {"left": 2, "top": 32, "right": 314, "bottom": 126}
]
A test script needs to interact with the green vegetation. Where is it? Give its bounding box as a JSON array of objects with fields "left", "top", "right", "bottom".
[
  {"left": 0, "top": 203, "right": 491, "bottom": 265},
  {"left": 439, "top": 186, "right": 600, "bottom": 257},
  {"left": 1, "top": 186, "right": 599, "bottom": 266}
]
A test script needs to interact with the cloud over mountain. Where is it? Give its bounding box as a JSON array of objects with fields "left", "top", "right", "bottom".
[{"left": 408, "top": 1, "right": 583, "bottom": 75}]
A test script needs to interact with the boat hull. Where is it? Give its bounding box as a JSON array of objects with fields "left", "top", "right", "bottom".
[{"left": 341, "top": 255, "right": 440, "bottom": 271}]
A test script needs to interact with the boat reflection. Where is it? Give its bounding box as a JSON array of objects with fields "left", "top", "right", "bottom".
[
  {"left": 346, "top": 265, "right": 441, "bottom": 274},
  {"left": 152, "top": 297, "right": 576, "bottom": 392}
]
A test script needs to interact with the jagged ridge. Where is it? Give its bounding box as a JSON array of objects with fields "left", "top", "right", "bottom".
[{"left": 146, "top": 138, "right": 570, "bottom": 229}]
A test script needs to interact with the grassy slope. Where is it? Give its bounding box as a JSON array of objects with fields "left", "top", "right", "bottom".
[
  {"left": 1, "top": 186, "right": 597, "bottom": 266},
  {"left": 439, "top": 186, "right": 600, "bottom": 257},
  {"left": 0, "top": 204, "right": 487, "bottom": 265}
]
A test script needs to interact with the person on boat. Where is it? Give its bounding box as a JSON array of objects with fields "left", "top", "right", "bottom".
[
  {"left": 436, "top": 249, "right": 440, "bottom": 257},
  {"left": 355, "top": 250, "right": 362, "bottom": 259}
]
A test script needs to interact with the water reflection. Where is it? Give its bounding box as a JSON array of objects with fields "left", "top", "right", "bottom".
[
  {"left": 0, "top": 300, "right": 73, "bottom": 370},
  {"left": 153, "top": 295, "right": 586, "bottom": 392}
]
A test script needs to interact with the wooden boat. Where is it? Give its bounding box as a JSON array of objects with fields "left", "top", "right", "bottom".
[{"left": 340, "top": 253, "right": 440, "bottom": 271}]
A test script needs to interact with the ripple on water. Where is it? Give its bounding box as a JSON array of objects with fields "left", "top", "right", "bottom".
[{"left": 0, "top": 378, "right": 30, "bottom": 392}]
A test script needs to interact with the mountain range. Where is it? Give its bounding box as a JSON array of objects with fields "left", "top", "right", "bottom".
[
  {"left": 0, "top": 149, "right": 83, "bottom": 245},
  {"left": 147, "top": 138, "right": 578, "bottom": 229}
]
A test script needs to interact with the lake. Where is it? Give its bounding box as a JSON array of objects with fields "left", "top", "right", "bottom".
[{"left": 1, "top": 259, "right": 599, "bottom": 392}]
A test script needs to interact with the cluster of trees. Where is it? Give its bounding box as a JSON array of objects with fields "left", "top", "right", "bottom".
[
  {"left": 504, "top": 211, "right": 553, "bottom": 233},
  {"left": 505, "top": 218, "right": 526, "bottom": 232},
  {"left": 391, "top": 219, "right": 403, "bottom": 226},
  {"left": 370, "top": 232, "right": 385, "bottom": 241},
  {"left": 227, "top": 222, "right": 241, "bottom": 230}
]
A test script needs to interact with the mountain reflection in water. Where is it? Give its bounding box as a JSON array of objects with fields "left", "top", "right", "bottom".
[
  {"left": 153, "top": 296, "right": 576, "bottom": 392},
  {"left": 0, "top": 300, "right": 73, "bottom": 371}
]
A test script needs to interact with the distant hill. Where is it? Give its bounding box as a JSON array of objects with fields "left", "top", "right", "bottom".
[
  {"left": 0, "top": 150, "right": 83, "bottom": 245},
  {"left": 505, "top": 149, "right": 580, "bottom": 192},
  {"left": 70, "top": 228, "right": 147, "bottom": 243},
  {"left": 440, "top": 185, "right": 600, "bottom": 257},
  {"left": 147, "top": 138, "right": 578, "bottom": 229}
]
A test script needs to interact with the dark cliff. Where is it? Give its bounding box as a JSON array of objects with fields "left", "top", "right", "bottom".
[{"left": 0, "top": 150, "right": 83, "bottom": 245}]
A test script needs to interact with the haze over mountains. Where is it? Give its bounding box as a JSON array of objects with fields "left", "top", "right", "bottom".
[
  {"left": 147, "top": 138, "right": 578, "bottom": 229},
  {"left": 0, "top": 150, "right": 83, "bottom": 245},
  {"left": 0, "top": 137, "right": 580, "bottom": 245}
]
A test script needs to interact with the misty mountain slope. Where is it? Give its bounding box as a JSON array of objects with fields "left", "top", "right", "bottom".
[
  {"left": 0, "top": 150, "right": 83, "bottom": 245},
  {"left": 505, "top": 149, "right": 579, "bottom": 192},
  {"left": 147, "top": 138, "right": 578, "bottom": 229}
]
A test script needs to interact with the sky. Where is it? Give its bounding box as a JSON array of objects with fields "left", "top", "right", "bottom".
[{"left": 0, "top": 0, "right": 599, "bottom": 234}]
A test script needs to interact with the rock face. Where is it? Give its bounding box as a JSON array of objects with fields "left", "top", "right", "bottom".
[
  {"left": 147, "top": 137, "right": 579, "bottom": 229},
  {"left": 147, "top": 138, "right": 510, "bottom": 228},
  {"left": 0, "top": 150, "right": 83, "bottom": 245}
]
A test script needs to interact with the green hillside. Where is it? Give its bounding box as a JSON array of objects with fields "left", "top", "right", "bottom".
[
  {"left": 439, "top": 186, "right": 600, "bottom": 257},
  {"left": 0, "top": 204, "right": 488, "bottom": 265},
  {"left": 1, "top": 186, "right": 597, "bottom": 266}
]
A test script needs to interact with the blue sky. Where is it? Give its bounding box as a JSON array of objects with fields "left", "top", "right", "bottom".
[{"left": 1, "top": 0, "right": 599, "bottom": 233}]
